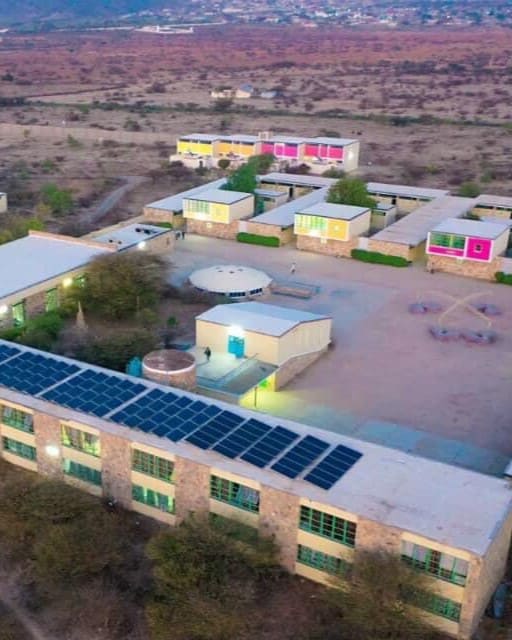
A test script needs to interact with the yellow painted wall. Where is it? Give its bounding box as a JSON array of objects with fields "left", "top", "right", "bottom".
[
  {"left": 297, "top": 529, "right": 355, "bottom": 563},
  {"left": 295, "top": 562, "right": 335, "bottom": 586},
  {"left": 196, "top": 320, "right": 280, "bottom": 364},
  {"left": 0, "top": 424, "right": 36, "bottom": 447},
  {"left": 177, "top": 140, "right": 215, "bottom": 156},
  {"left": 131, "top": 470, "right": 176, "bottom": 496},
  {"left": 277, "top": 319, "right": 332, "bottom": 365},
  {"left": 209, "top": 498, "right": 259, "bottom": 528},
  {"left": 326, "top": 218, "right": 349, "bottom": 240},
  {"left": 61, "top": 446, "right": 102, "bottom": 470}
]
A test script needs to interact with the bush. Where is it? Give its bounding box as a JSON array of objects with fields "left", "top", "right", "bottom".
[
  {"left": 495, "top": 271, "right": 512, "bottom": 285},
  {"left": 75, "top": 329, "right": 158, "bottom": 371},
  {"left": 40, "top": 183, "right": 73, "bottom": 216},
  {"left": 218, "top": 158, "right": 231, "bottom": 170},
  {"left": 351, "top": 249, "right": 410, "bottom": 267},
  {"left": 237, "top": 232, "right": 280, "bottom": 247}
]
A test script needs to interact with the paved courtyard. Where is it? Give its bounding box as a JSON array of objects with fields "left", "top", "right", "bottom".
[{"left": 169, "top": 235, "right": 512, "bottom": 475}]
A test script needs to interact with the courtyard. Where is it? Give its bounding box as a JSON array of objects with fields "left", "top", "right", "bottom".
[{"left": 170, "top": 235, "right": 512, "bottom": 475}]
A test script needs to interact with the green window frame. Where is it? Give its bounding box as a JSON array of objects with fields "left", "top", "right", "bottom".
[
  {"left": 1, "top": 405, "right": 33, "bottom": 433},
  {"left": 132, "top": 449, "right": 174, "bottom": 483},
  {"left": 299, "top": 506, "right": 356, "bottom": 548},
  {"left": 430, "top": 233, "right": 465, "bottom": 250},
  {"left": 186, "top": 199, "right": 210, "bottom": 214},
  {"left": 297, "top": 545, "right": 350, "bottom": 576},
  {"left": 2, "top": 437, "right": 36, "bottom": 461},
  {"left": 62, "top": 459, "right": 102, "bottom": 486},
  {"left": 73, "top": 275, "right": 86, "bottom": 288},
  {"left": 295, "top": 214, "right": 327, "bottom": 232},
  {"left": 404, "top": 589, "right": 461, "bottom": 622},
  {"left": 210, "top": 475, "right": 260, "bottom": 513},
  {"left": 401, "top": 541, "right": 468, "bottom": 586},
  {"left": 61, "top": 425, "right": 100, "bottom": 457},
  {"left": 45, "top": 288, "right": 59, "bottom": 312},
  {"left": 12, "top": 301, "right": 26, "bottom": 328},
  {"left": 132, "top": 484, "right": 175, "bottom": 513}
]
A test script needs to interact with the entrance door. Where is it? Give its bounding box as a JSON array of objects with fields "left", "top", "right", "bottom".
[
  {"left": 45, "top": 288, "right": 59, "bottom": 312},
  {"left": 228, "top": 335, "right": 245, "bottom": 358}
]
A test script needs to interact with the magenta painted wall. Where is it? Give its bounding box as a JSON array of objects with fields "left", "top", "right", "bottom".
[
  {"left": 328, "top": 146, "right": 344, "bottom": 160},
  {"left": 466, "top": 237, "right": 492, "bottom": 261},
  {"left": 283, "top": 144, "right": 299, "bottom": 158},
  {"left": 427, "top": 244, "right": 465, "bottom": 258},
  {"left": 305, "top": 143, "right": 318, "bottom": 156},
  {"left": 262, "top": 142, "right": 274, "bottom": 154}
]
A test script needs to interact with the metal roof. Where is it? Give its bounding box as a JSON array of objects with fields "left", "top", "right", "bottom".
[
  {"left": 186, "top": 188, "right": 253, "bottom": 205},
  {"left": 431, "top": 218, "right": 510, "bottom": 240},
  {"left": 179, "top": 133, "right": 219, "bottom": 142},
  {"left": 299, "top": 202, "right": 370, "bottom": 221},
  {"left": 218, "top": 135, "right": 259, "bottom": 143},
  {"left": 92, "top": 223, "right": 170, "bottom": 249},
  {"left": 259, "top": 172, "right": 336, "bottom": 189},
  {"left": 306, "top": 136, "right": 358, "bottom": 146},
  {"left": 0, "top": 339, "right": 510, "bottom": 556},
  {"left": 145, "top": 179, "right": 227, "bottom": 213},
  {"left": 189, "top": 265, "right": 272, "bottom": 295},
  {"left": 251, "top": 187, "right": 330, "bottom": 227},
  {"left": 475, "top": 194, "right": 512, "bottom": 209},
  {"left": 367, "top": 182, "right": 450, "bottom": 200},
  {"left": 371, "top": 196, "right": 476, "bottom": 247},
  {"left": 196, "top": 301, "right": 330, "bottom": 337}
]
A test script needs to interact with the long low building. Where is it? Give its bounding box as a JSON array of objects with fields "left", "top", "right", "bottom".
[
  {"left": 0, "top": 340, "right": 510, "bottom": 639},
  {"left": 367, "top": 182, "right": 450, "bottom": 213}
]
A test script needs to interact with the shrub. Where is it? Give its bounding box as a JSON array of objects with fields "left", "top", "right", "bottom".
[
  {"left": 237, "top": 232, "right": 280, "bottom": 247},
  {"left": 218, "top": 158, "right": 231, "bottom": 170},
  {"left": 351, "top": 249, "right": 410, "bottom": 267},
  {"left": 495, "top": 271, "right": 512, "bottom": 285}
]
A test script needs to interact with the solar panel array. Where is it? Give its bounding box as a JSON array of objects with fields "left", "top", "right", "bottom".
[{"left": 0, "top": 342, "right": 363, "bottom": 490}]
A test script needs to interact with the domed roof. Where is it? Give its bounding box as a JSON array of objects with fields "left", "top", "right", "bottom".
[{"left": 189, "top": 265, "right": 272, "bottom": 296}]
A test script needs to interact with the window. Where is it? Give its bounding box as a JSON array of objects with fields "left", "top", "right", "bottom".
[
  {"left": 62, "top": 459, "right": 102, "bottom": 486},
  {"left": 73, "top": 275, "right": 86, "bottom": 288},
  {"left": 430, "top": 233, "right": 465, "bottom": 250},
  {"left": 132, "top": 484, "right": 175, "bottom": 513},
  {"left": 2, "top": 437, "right": 36, "bottom": 461},
  {"left": 186, "top": 199, "right": 210, "bottom": 215},
  {"left": 404, "top": 589, "right": 461, "bottom": 622},
  {"left": 295, "top": 214, "right": 327, "bottom": 232},
  {"left": 1, "top": 405, "right": 33, "bottom": 433},
  {"left": 132, "top": 449, "right": 174, "bottom": 483},
  {"left": 474, "top": 243, "right": 483, "bottom": 253},
  {"left": 210, "top": 475, "right": 260, "bottom": 513},
  {"left": 61, "top": 425, "right": 100, "bottom": 457},
  {"left": 401, "top": 541, "right": 468, "bottom": 586},
  {"left": 45, "top": 288, "right": 59, "bottom": 312},
  {"left": 297, "top": 545, "right": 350, "bottom": 576},
  {"left": 12, "top": 301, "right": 26, "bottom": 328},
  {"left": 299, "top": 506, "right": 356, "bottom": 548}
]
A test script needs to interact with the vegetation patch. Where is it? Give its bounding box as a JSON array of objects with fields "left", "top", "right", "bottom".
[
  {"left": 351, "top": 249, "right": 410, "bottom": 267},
  {"left": 495, "top": 271, "right": 512, "bottom": 285},
  {"left": 237, "top": 232, "right": 280, "bottom": 247}
]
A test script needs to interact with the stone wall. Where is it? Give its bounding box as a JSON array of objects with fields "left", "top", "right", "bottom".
[
  {"left": 143, "top": 207, "right": 185, "bottom": 228},
  {"left": 100, "top": 432, "right": 132, "bottom": 507},
  {"left": 367, "top": 239, "right": 413, "bottom": 260},
  {"left": 24, "top": 290, "right": 47, "bottom": 318},
  {"left": 187, "top": 218, "right": 241, "bottom": 240},
  {"left": 427, "top": 254, "right": 502, "bottom": 281},
  {"left": 244, "top": 221, "right": 294, "bottom": 245},
  {"left": 33, "top": 412, "right": 63, "bottom": 477},
  {"left": 297, "top": 235, "right": 358, "bottom": 257},
  {"left": 275, "top": 347, "right": 327, "bottom": 389},
  {"left": 173, "top": 456, "right": 210, "bottom": 522},
  {"left": 143, "top": 366, "right": 197, "bottom": 391},
  {"left": 259, "top": 485, "right": 300, "bottom": 572}
]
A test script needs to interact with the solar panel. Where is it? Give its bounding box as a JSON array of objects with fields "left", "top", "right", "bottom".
[
  {"left": 271, "top": 435, "right": 329, "bottom": 479},
  {"left": 0, "top": 344, "right": 20, "bottom": 364},
  {"left": 185, "top": 412, "right": 245, "bottom": 449},
  {"left": 0, "top": 351, "right": 79, "bottom": 395},
  {"left": 304, "top": 444, "right": 363, "bottom": 490},
  {"left": 241, "top": 426, "right": 299, "bottom": 468},
  {"left": 42, "top": 370, "right": 146, "bottom": 418},
  {"left": 212, "top": 418, "right": 272, "bottom": 459}
]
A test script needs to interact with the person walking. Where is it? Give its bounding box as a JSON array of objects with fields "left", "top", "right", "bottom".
[
  {"left": 204, "top": 346, "right": 212, "bottom": 362},
  {"left": 290, "top": 262, "right": 296, "bottom": 275},
  {"left": 182, "top": 227, "right": 186, "bottom": 240}
]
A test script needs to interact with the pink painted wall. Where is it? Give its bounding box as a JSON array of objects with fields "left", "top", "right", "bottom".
[
  {"left": 262, "top": 142, "right": 274, "bottom": 154},
  {"left": 318, "top": 145, "right": 328, "bottom": 158},
  {"left": 328, "top": 146, "right": 344, "bottom": 160},
  {"left": 305, "top": 144, "right": 318, "bottom": 156},
  {"left": 466, "top": 237, "right": 492, "bottom": 261},
  {"left": 427, "top": 244, "right": 465, "bottom": 258},
  {"left": 283, "top": 144, "right": 299, "bottom": 158}
]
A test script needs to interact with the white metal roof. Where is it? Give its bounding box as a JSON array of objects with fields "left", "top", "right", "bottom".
[
  {"left": 269, "top": 135, "right": 307, "bottom": 144},
  {"left": 189, "top": 265, "right": 272, "bottom": 294},
  {"left": 431, "top": 218, "right": 510, "bottom": 239},
  {"left": 218, "top": 135, "right": 259, "bottom": 143},
  {"left": 196, "top": 301, "right": 330, "bottom": 336},
  {"left": 0, "top": 233, "right": 111, "bottom": 301},
  {"left": 254, "top": 188, "right": 287, "bottom": 199},
  {"left": 372, "top": 196, "right": 477, "bottom": 247},
  {"left": 259, "top": 172, "right": 336, "bottom": 189},
  {"left": 367, "top": 182, "right": 450, "bottom": 200},
  {"left": 92, "top": 223, "right": 170, "bottom": 249},
  {"left": 0, "top": 339, "right": 510, "bottom": 557},
  {"left": 251, "top": 187, "right": 330, "bottom": 227},
  {"left": 307, "top": 136, "right": 358, "bottom": 146},
  {"left": 475, "top": 194, "right": 512, "bottom": 209},
  {"left": 186, "top": 188, "right": 253, "bottom": 205},
  {"left": 179, "top": 133, "right": 219, "bottom": 142},
  {"left": 299, "top": 201, "right": 370, "bottom": 221},
  {"left": 145, "top": 179, "right": 227, "bottom": 213}
]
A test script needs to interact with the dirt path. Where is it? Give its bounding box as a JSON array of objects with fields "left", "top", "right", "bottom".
[
  {"left": 82, "top": 175, "right": 149, "bottom": 227},
  {"left": 0, "top": 586, "right": 51, "bottom": 640}
]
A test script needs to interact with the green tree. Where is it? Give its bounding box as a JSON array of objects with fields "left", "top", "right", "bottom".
[
  {"left": 69, "top": 252, "right": 167, "bottom": 320},
  {"left": 458, "top": 182, "right": 481, "bottom": 198},
  {"left": 217, "top": 158, "right": 231, "bottom": 170},
  {"left": 40, "top": 183, "right": 73, "bottom": 216},
  {"left": 327, "top": 177, "right": 378, "bottom": 209},
  {"left": 327, "top": 550, "right": 440, "bottom": 640},
  {"left": 75, "top": 329, "right": 158, "bottom": 371},
  {"left": 247, "top": 153, "right": 275, "bottom": 174},
  {"left": 223, "top": 163, "right": 257, "bottom": 194}
]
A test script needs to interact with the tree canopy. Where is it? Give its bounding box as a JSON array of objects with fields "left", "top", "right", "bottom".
[
  {"left": 223, "top": 163, "right": 257, "bottom": 194},
  {"left": 327, "top": 177, "right": 378, "bottom": 209},
  {"left": 247, "top": 153, "right": 275, "bottom": 174}
]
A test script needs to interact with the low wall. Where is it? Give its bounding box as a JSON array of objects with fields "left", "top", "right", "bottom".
[
  {"left": 427, "top": 255, "right": 503, "bottom": 281},
  {"left": 187, "top": 218, "right": 240, "bottom": 240},
  {"left": 143, "top": 206, "right": 184, "bottom": 227},
  {"left": 244, "top": 221, "right": 294, "bottom": 245},
  {"left": 296, "top": 235, "right": 358, "bottom": 257},
  {"left": 367, "top": 239, "right": 414, "bottom": 261},
  {"left": 275, "top": 347, "right": 327, "bottom": 390}
]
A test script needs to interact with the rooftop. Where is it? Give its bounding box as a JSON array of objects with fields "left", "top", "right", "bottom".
[
  {"left": 0, "top": 232, "right": 111, "bottom": 302},
  {"left": 269, "top": 135, "right": 308, "bottom": 144},
  {"left": 219, "top": 135, "right": 260, "bottom": 143},
  {"left": 196, "top": 301, "right": 330, "bottom": 337},
  {"left": 431, "top": 218, "right": 510, "bottom": 239},
  {"left": 307, "top": 136, "right": 358, "bottom": 146},
  {"left": 251, "top": 187, "right": 330, "bottom": 227},
  {"left": 186, "top": 188, "right": 253, "bottom": 205},
  {"left": 145, "top": 178, "right": 226, "bottom": 213},
  {"left": 259, "top": 172, "right": 336, "bottom": 189},
  {"left": 299, "top": 202, "right": 370, "bottom": 220},
  {"left": 475, "top": 194, "right": 512, "bottom": 209},
  {"left": 92, "top": 223, "right": 170, "bottom": 249},
  {"left": 371, "top": 196, "right": 476, "bottom": 247},
  {"left": 189, "top": 265, "right": 272, "bottom": 295},
  {"left": 179, "top": 133, "right": 220, "bottom": 142},
  {"left": 0, "top": 339, "right": 509, "bottom": 557},
  {"left": 367, "top": 182, "right": 450, "bottom": 200}
]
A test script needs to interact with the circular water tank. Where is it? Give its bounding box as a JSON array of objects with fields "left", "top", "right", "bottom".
[
  {"left": 189, "top": 264, "right": 272, "bottom": 299},
  {"left": 142, "top": 350, "right": 196, "bottom": 390}
]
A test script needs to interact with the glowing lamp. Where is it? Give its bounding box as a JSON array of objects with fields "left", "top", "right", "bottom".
[
  {"left": 62, "top": 277, "right": 73, "bottom": 288},
  {"left": 44, "top": 445, "right": 60, "bottom": 458},
  {"left": 229, "top": 325, "right": 245, "bottom": 339},
  {"left": 137, "top": 240, "right": 147, "bottom": 250},
  {"left": 0, "top": 305, "right": 7, "bottom": 315}
]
